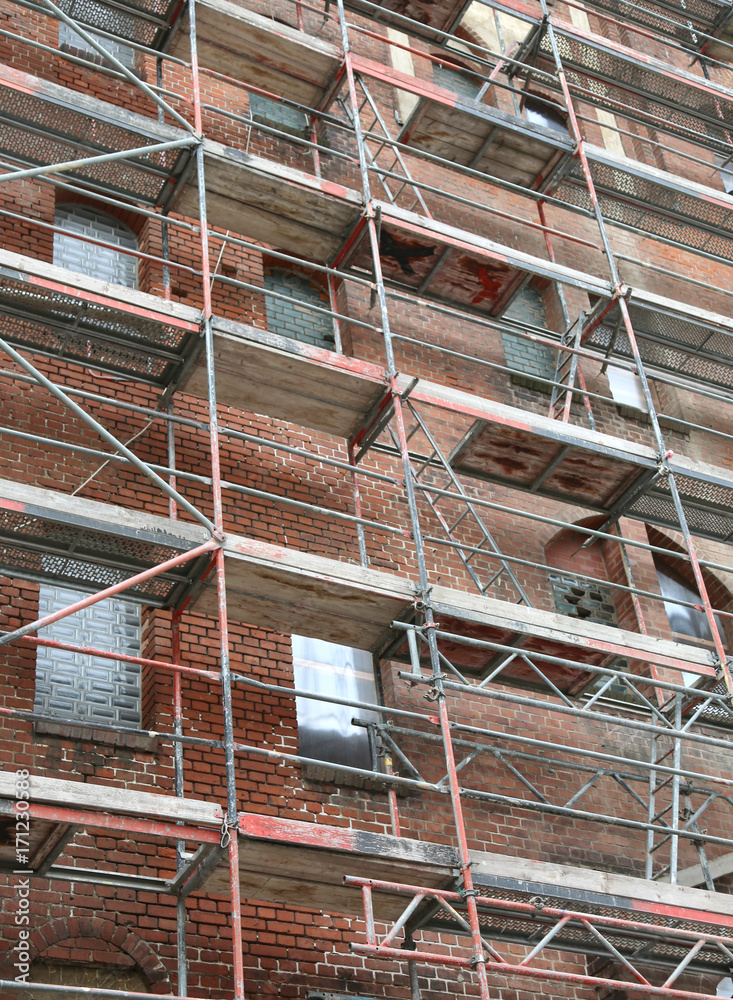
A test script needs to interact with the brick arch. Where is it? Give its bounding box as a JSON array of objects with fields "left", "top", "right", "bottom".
[
  {"left": 533, "top": 507, "right": 603, "bottom": 553},
  {"left": 53, "top": 192, "right": 143, "bottom": 241},
  {"left": 5, "top": 916, "right": 171, "bottom": 994},
  {"left": 544, "top": 514, "right": 611, "bottom": 578}
]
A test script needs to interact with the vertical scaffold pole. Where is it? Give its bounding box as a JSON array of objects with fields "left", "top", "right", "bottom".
[
  {"left": 336, "top": 3, "right": 490, "bottom": 995},
  {"left": 189, "top": 3, "right": 245, "bottom": 997},
  {"left": 539, "top": 0, "right": 733, "bottom": 699}
]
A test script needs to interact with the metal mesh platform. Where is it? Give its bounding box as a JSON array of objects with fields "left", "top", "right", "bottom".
[
  {"left": 0, "top": 256, "right": 201, "bottom": 385},
  {"left": 55, "top": 0, "right": 184, "bottom": 49},
  {"left": 579, "top": 0, "right": 733, "bottom": 51},
  {"left": 0, "top": 484, "right": 211, "bottom": 605},
  {"left": 414, "top": 876, "right": 733, "bottom": 972},
  {"left": 631, "top": 469, "right": 733, "bottom": 543},
  {"left": 555, "top": 154, "right": 733, "bottom": 261},
  {"left": 529, "top": 26, "right": 733, "bottom": 153},
  {"left": 585, "top": 297, "right": 733, "bottom": 393},
  {"left": 0, "top": 66, "right": 191, "bottom": 205}
]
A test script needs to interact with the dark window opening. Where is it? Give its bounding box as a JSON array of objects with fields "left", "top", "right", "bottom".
[{"left": 523, "top": 96, "right": 569, "bottom": 135}]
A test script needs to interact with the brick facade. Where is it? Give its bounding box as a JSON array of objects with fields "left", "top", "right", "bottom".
[{"left": 1, "top": 1, "right": 733, "bottom": 999}]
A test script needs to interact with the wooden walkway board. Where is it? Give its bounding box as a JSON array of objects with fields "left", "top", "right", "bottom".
[
  {"left": 345, "top": 0, "right": 471, "bottom": 32},
  {"left": 177, "top": 144, "right": 363, "bottom": 263},
  {"left": 0, "top": 771, "right": 223, "bottom": 825},
  {"left": 451, "top": 417, "right": 649, "bottom": 509},
  {"left": 205, "top": 812, "right": 457, "bottom": 916},
  {"left": 195, "top": 535, "right": 414, "bottom": 649},
  {"left": 183, "top": 319, "right": 386, "bottom": 438},
  {"left": 169, "top": 0, "right": 342, "bottom": 107},
  {"left": 401, "top": 97, "right": 572, "bottom": 190}
]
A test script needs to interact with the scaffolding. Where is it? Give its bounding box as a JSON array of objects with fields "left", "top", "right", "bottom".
[{"left": 2, "top": 0, "right": 733, "bottom": 997}]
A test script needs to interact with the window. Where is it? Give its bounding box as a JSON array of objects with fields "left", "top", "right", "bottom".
[
  {"left": 34, "top": 586, "right": 142, "bottom": 728},
  {"left": 653, "top": 560, "right": 733, "bottom": 728},
  {"left": 654, "top": 556, "right": 714, "bottom": 647},
  {"left": 523, "top": 97, "right": 569, "bottom": 135},
  {"left": 715, "top": 154, "right": 733, "bottom": 195},
  {"left": 54, "top": 205, "right": 138, "bottom": 288},
  {"left": 549, "top": 573, "right": 619, "bottom": 626},
  {"left": 501, "top": 285, "right": 555, "bottom": 391},
  {"left": 433, "top": 60, "right": 480, "bottom": 99},
  {"left": 550, "top": 570, "right": 640, "bottom": 705},
  {"left": 607, "top": 365, "right": 648, "bottom": 413},
  {"left": 249, "top": 93, "right": 309, "bottom": 138},
  {"left": 264, "top": 270, "right": 335, "bottom": 350},
  {"left": 58, "top": 19, "right": 136, "bottom": 70},
  {"left": 292, "top": 635, "right": 379, "bottom": 770}
]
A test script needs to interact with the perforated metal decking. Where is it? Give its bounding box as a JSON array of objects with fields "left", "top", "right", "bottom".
[
  {"left": 586, "top": 294, "right": 733, "bottom": 393},
  {"left": 0, "top": 250, "right": 202, "bottom": 385},
  {"left": 0, "top": 64, "right": 191, "bottom": 205},
  {"left": 0, "top": 481, "right": 210, "bottom": 605},
  {"left": 577, "top": 0, "right": 733, "bottom": 53},
  {"left": 511, "top": 16, "right": 733, "bottom": 153},
  {"left": 55, "top": 0, "right": 185, "bottom": 50},
  {"left": 410, "top": 875, "right": 733, "bottom": 974},
  {"left": 556, "top": 147, "right": 733, "bottom": 261}
]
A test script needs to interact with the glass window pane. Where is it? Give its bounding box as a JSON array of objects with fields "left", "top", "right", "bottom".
[
  {"left": 654, "top": 556, "right": 712, "bottom": 644},
  {"left": 607, "top": 366, "right": 648, "bottom": 411},
  {"left": 292, "top": 635, "right": 379, "bottom": 770}
]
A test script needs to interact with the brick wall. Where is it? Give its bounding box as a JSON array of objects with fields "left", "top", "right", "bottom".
[{"left": 1, "top": 3, "right": 733, "bottom": 1000}]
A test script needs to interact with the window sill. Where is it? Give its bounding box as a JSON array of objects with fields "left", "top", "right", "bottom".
[
  {"left": 509, "top": 372, "right": 553, "bottom": 395},
  {"left": 301, "top": 762, "right": 409, "bottom": 794},
  {"left": 34, "top": 719, "right": 156, "bottom": 751}
]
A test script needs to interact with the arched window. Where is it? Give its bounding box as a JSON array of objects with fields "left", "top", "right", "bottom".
[
  {"left": 653, "top": 554, "right": 716, "bottom": 648},
  {"left": 523, "top": 96, "right": 569, "bottom": 136},
  {"left": 653, "top": 554, "right": 733, "bottom": 726},
  {"left": 53, "top": 205, "right": 138, "bottom": 289},
  {"left": 501, "top": 285, "right": 556, "bottom": 391},
  {"left": 432, "top": 54, "right": 480, "bottom": 99}
]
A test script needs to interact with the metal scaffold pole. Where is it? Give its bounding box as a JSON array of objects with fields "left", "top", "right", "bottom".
[
  {"left": 189, "top": 0, "right": 245, "bottom": 995},
  {"left": 337, "top": 2, "right": 491, "bottom": 994}
]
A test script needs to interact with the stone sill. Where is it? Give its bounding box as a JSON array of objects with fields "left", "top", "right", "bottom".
[
  {"left": 34, "top": 719, "right": 157, "bottom": 751},
  {"left": 301, "top": 762, "right": 410, "bottom": 795}
]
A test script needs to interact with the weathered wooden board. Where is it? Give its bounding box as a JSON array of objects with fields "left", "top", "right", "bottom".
[
  {"left": 452, "top": 419, "right": 646, "bottom": 508},
  {"left": 194, "top": 535, "right": 413, "bottom": 649},
  {"left": 177, "top": 144, "right": 363, "bottom": 263},
  {"left": 347, "top": 219, "right": 526, "bottom": 317},
  {"left": 183, "top": 319, "right": 386, "bottom": 437},
  {"left": 471, "top": 846, "right": 733, "bottom": 922},
  {"left": 401, "top": 98, "right": 571, "bottom": 189},
  {"left": 0, "top": 772, "right": 223, "bottom": 826},
  {"left": 708, "top": 21, "right": 733, "bottom": 62},
  {"left": 342, "top": 201, "right": 613, "bottom": 317},
  {"left": 431, "top": 582, "right": 714, "bottom": 679},
  {"left": 204, "top": 812, "right": 456, "bottom": 916},
  {"left": 169, "top": 0, "right": 341, "bottom": 107},
  {"left": 672, "top": 850, "right": 733, "bottom": 888}
]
